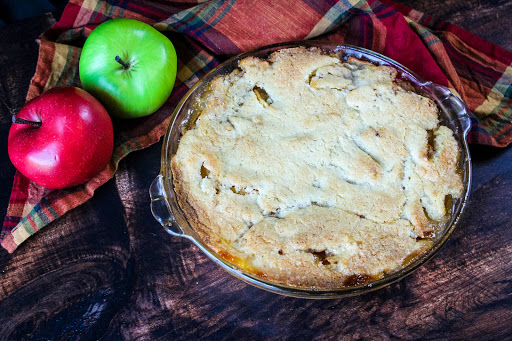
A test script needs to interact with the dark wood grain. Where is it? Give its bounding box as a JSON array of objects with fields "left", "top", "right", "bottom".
[{"left": 0, "top": 1, "right": 511, "bottom": 340}]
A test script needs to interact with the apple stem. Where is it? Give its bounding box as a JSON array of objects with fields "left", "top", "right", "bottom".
[
  {"left": 115, "top": 56, "right": 130, "bottom": 69},
  {"left": 12, "top": 115, "right": 42, "bottom": 127}
]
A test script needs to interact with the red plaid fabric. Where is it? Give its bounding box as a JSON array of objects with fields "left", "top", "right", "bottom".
[{"left": 2, "top": 0, "right": 511, "bottom": 252}]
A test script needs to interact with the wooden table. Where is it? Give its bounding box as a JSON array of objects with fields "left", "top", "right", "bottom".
[{"left": 1, "top": 1, "right": 511, "bottom": 339}]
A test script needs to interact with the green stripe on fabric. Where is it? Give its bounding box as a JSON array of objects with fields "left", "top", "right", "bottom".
[
  {"left": 113, "top": 134, "right": 139, "bottom": 161},
  {"left": 487, "top": 75, "right": 512, "bottom": 116},
  {"left": 41, "top": 197, "right": 60, "bottom": 219},
  {"left": 408, "top": 21, "right": 441, "bottom": 47},
  {"left": 35, "top": 207, "right": 51, "bottom": 226},
  {"left": 93, "top": 0, "right": 105, "bottom": 15},
  {"left": 111, "top": 147, "right": 126, "bottom": 164},
  {"left": 485, "top": 84, "right": 512, "bottom": 134},
  {"left": 488, "top": 84, "right": 512, "bottom": 119},
  {"left": 160, "top": 9, "right": 197, "bottom": 31},
  {"left": 130, "top": 136, "right": 142, "bottom": 150},
  {"left": 174, "top": 50, "right": 216, "bottom": 88},
  {"left": 158, "top": 2, "right": 213, "bottom": 32},
  {"left": 195, "top": 1, "right": 224, "bottom": 22},
  {"left": 306, "top": 0, "right": 366, "bottom": 39},
  {"left": 42, "top": 197, "right": 59, "bottom": 220},
  {"left": 104, "top": 2, "right": 125, "bottom": 19},
  {"left": 197, "top": 0, "right": 236, "bottom": 33},
  {"left": 18, "top": 204, "right": 53, "bottom": 240},
  {"left": 59, "top": 28, "right": 85, "bottom": 43},
  {"left": 22, "top": 203, "right": 52, "bottom": 233},
  {"left": 322, "top": 0, "right": 361, "bottom": 32},
  {"left": 179, "top": 11, "right": 205, "bottom": 30},
  {"left": 495, "top": 114, "right": 512, "bottom": 140},
  {"left": 189, "top": 50, "right": 215, "bottom": 73},
  {"left": 22, "top": 220, "right": 36, "bottom": 236},
  {"left": 31, "top": 213, "right": 44, "bottom": 230},
  {"left": 55, "top": 46, "right": 77, "bottom": 87},
  {"left": 65, "top": 48, "right": 81, "bottom": 86}
]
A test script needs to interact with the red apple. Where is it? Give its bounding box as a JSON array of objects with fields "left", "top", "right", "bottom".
[{"left": 8, "top": 87, "right": 114, "bottom": 189}]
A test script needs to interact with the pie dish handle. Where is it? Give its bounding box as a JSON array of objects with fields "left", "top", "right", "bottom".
[
  {"left": 424, "top": 82, "right": 472, "bottom": 136},
  {"left": 150, "top": 174, "right": 184, "bottom": 236}
]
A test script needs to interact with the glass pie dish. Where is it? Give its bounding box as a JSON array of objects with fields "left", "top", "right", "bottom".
[{"left": 150, "top": 41, "right": 472, "bottom": 299}]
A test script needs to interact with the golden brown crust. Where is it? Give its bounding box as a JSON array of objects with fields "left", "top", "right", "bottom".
[{"left": 171, "top": 47, "right": 463, "bottom": 289}]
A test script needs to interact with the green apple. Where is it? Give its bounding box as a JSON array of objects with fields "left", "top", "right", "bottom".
[{"left": 79, "top": 18, "right": 177, "bottom": 119}]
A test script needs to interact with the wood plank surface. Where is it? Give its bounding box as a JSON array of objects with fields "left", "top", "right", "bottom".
[{"left": 0, "top": 1, "right": 511, "bottom": 340}]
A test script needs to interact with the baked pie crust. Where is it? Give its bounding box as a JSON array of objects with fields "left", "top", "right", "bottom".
[{"left": 171, "top": 47, "right": 463, "bottom": 288}]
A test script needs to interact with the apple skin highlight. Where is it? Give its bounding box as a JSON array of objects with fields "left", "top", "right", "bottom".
[{"left": 8, "top": 87, "right": 114, "bottom": 189}]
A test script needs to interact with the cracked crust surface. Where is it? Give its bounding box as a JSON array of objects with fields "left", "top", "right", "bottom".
[{"left": 171, "top": 47, "right": 463, "bottom": 289}]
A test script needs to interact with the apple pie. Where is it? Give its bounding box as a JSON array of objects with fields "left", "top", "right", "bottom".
[{"left": 171, "top": 47, "right": 463, "bottom": 288}]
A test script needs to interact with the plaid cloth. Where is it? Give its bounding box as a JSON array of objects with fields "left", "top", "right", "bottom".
[{"left": 2, "top": 0, "right": 511, "bottom": 253}]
